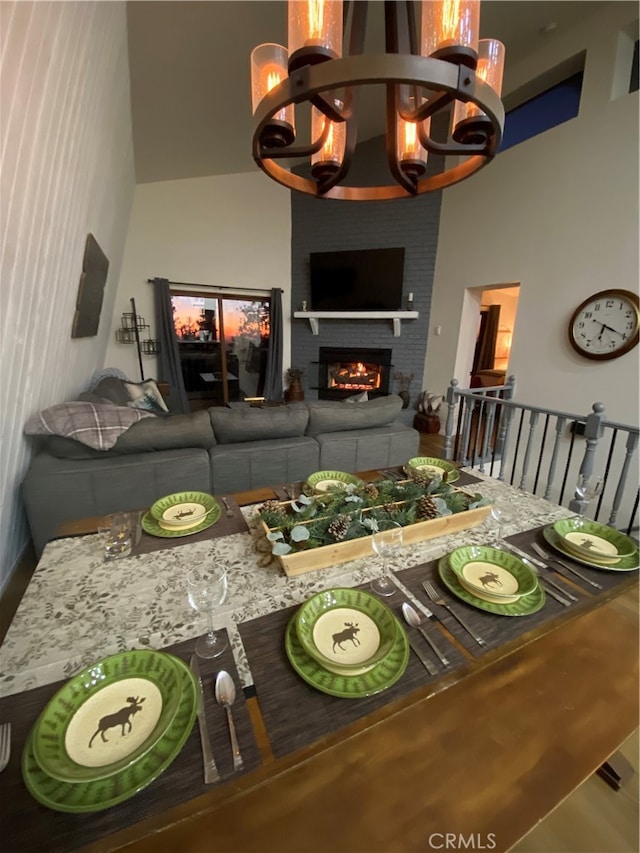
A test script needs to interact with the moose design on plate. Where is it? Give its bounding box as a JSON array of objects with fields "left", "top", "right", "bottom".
[
  {"left": 477, "top": 571, "right": 503, "bottom": 589},
  {"left": 88, "top": 695, "right": 146, "bottom": 747},
  {"left": 332, "top": 622, "right": 360, "bottom": 652}
]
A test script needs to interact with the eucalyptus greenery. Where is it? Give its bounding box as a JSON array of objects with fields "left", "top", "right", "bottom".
[{"left": 257, "top": 477, "right": 492, "bottom": 557}]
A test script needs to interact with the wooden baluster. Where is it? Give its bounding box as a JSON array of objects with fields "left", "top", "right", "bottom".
[
  {"left": 608, "top": 431, "right": 639, "bottom": 525},
  {"left": 544, "top": 416, "right": 567, "bottom": 500},
  {"left": 569, "top": 402, "right": 606, "bottom": 515},
  {"left": 444, "top": 379, "right": 459, "bottom": 461},
  {"left": 519, "top": 410, "right": 539, "bottom": 489}
]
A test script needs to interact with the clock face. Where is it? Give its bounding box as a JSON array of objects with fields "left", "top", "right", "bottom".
[{"left": 569, "top": 289, "right": 639, "bottom": 360}]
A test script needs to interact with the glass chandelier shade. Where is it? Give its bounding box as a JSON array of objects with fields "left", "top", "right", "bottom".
[
  {"left": 250, "top": 0, "right": 505, "bottom": 200},
  {"left": 452, "top": 38, "right": 505, "bottom": 144},
  {"left": 397, "top": 116, "right": 429, "bottom": 180},
  {"left": 421, "top": 0, "right": 480, "bottom": 65},
  {"left": 311, "top": 107, "right": 347, "bottom": 181},
  {"left": 288, "top": 0, "right": 343, "bottom": 72},
  {"left": 250, "top": 43, "right": 295, "bottom": 147}
]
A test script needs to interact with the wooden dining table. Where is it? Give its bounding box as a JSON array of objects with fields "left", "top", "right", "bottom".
[{"left": 2, "top": 470, "right": 638, "bottom": 853}]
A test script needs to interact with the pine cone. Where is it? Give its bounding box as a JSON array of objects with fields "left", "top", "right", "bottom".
[
  {"left": 410, "top": 470, "right": 434, "bottom": 489},
  {"left": 382, "top": 502, "right": 400, "bottom": 516},
  {"left": 364, "top": 483, "right": 379, "bottom": 500},
  {"left": 327, "top": 514, "right": 350, "bottom": 541},
  {"left": 260, "top": 499, "right": 283, "bottom": 514},
  {"left": 418, "top": 495, "right": 439, "bottom": 520}
]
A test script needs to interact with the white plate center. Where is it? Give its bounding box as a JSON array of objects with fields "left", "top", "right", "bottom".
[
  {"left": 564, "top": 532, "right": 618, "bottom": 557},
  {"left": 462, "top": 561, "right": 520, "bottom": 596},
  {"left": 312, "top": 607, "right": 380, "bottom": 665},
  {"left": 65, "top": 677, "right": 163, "bottom": 768}
]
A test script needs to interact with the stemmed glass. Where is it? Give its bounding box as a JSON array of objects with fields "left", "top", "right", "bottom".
[
  {"left": 370, "top": 525, "right": 404, "bottom": 597},
  {"left": 575, "top": 473, "right": 604, "bottom": 518},
  {"left": 187, "top": 565, "right": 228, "bottom": 659},
  {"left": 489, "top": 501, "right": 514, "bottom": 544}
]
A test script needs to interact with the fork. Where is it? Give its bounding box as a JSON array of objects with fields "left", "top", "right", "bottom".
[
  {"left": 0, "top": 722, "right": 11, "bottom": 773},
  {"left": 422, "top": 579, "right": 486, "bottom": 646},
  {"left": 500, "top": 542, "right": 576, "bottom": 604},
  {"left": 220, "top": 497, "right": 234, "bottom": 518},
  {"left": 531, "top": 542, "right": 603, "bottom": 590}
]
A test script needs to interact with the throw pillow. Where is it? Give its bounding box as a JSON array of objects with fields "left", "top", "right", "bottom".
[
  {"left": 24, "top": 402, "right": 153, "bottom": 450},
  {"left": 124, "top": 379, "right": 169, "bottom": 414}
]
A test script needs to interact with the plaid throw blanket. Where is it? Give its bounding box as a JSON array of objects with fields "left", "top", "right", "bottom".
[{"left": 25, "top": 402, "right": 154, "bottom": 450}]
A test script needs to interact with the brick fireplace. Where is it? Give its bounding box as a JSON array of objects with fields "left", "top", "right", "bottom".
[{"left": 317, "top": 347, "right": 393, "bottom": 400}]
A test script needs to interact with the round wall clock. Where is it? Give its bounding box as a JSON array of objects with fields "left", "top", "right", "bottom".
[{"left": 568, "top": 289, "right": 639, "bottom": 360}]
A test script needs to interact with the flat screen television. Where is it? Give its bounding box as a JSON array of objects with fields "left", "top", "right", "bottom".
[{"left": 309, "top": 247, "right": 405, "bottom": 311}]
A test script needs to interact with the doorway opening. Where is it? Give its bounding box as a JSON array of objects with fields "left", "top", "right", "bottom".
[
  {"left": 171, "top": 291, "right": 270, "bottom": 410},
  {"left": 469, "top": 285, "right": 520, "bottom": 387}
]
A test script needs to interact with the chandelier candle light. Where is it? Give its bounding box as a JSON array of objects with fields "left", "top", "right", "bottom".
[{"left": 250, "top": 0, "right": 505, "bottom": 200}]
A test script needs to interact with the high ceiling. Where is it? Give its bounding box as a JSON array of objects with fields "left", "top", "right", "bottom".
[{"left": 126, "top": 1, "right": 606, "bottom": 184}]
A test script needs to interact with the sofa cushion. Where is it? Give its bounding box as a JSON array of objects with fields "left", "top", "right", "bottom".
[
  {"left": 24, "top": 401, "right": 154, "bottom": 450},
  {"left": 209, "top": 403, "right": 309, "bottom": 444},
  {"left": 305, "top": 394, "right": 403, "bottom": 437},
  {"left": 40, "top": 410, "right": 215, "bottom": 458}
]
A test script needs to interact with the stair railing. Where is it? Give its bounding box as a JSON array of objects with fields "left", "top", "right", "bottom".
[{"left": 444, "top": 376, "right": 639, "bottom": 535}]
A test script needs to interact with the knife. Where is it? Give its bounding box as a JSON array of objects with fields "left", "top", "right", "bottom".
[
  {"left": 406, "top": 636, "right": 439, "bottom": 676},
  {"left": 189, "top": 655, "right": 220, "bottom": 784},
  {"left": 501, "top": 542, "right": 578, "bottom": 602},
  {"left": 530, "top": 542, "right": 604, "bottom": 590}
]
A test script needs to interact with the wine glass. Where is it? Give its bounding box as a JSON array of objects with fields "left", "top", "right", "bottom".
[
  {"left": 575, "top": 473, "right": 604, "bottom": 518},
  {"left": 187, "top": 565, "right": 228, "bottom": 659},
  {"left": 489, "top": 501, "right": 514, "bottom": 544},
  {"left": 370, "top": 525, "right": 404, "bottom": 597}
]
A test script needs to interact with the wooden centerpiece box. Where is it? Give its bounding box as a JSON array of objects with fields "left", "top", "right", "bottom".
[{"left": 257, "top": 484, "right": 491, "bottom": 578}]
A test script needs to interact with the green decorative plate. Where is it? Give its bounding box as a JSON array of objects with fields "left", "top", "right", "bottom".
[
  {"left": 149, "top": 491, "right": 217, "bottom": 524},
  {"left": 552, "top": 517, "right": 637, "bottom": 564},
  {"left": 447, "top": 545, "right": 538, "bottom": 603},
  {"left": 32, "top": 650, "right": 185, "bottom": 783},
  {"left": 543, "top": 525, "right": 639, "bottom": 572},
  {"left": 285, "top": 615, "right": 409, "bottom": 699},
  {"left": 295, "top": 588, "right": 397, "bottom": 671},
  {"left": 22, "top": 655, "right": 197, "bottom": 813},
  {"left": 305, "top": 470, "right": 364, "bottom": 493},
  {"left": 437, "top": 556, "right": 545, "bottom": 616},
  {"left": 141, "top": 504, "right": 220, "bottom": 538},
  {"left": 405, "top": 457, "right": 460, "bottom": 484}
]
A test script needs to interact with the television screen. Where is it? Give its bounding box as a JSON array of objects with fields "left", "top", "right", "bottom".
[{"left": 310, "top": 248, "right": 405, "bottom": 311}]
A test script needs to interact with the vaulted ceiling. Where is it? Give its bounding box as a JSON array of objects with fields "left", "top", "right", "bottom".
[{"left": 126, "top": 1, "right": 607, "bottom": 184}]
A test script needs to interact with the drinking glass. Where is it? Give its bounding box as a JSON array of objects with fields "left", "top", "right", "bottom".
[
  {"left": 489, "top": 501, "right": 514, "bottom": 543},
  {"left": 370, "top": 525, "right": 404, "bottom": 597},
  {"left": 187, "top": 565, "right": 228, "bottom": 659},
  {"left": 100, "top": 513, "right": 133, "bottom": 560},
  {"left": 575, "top": 473, "right": 604, "bottom": 518}
]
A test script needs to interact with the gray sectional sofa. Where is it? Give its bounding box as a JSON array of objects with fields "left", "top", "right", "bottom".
[{"left": 22, "top": 392, "right": 418, "bottom": 557}]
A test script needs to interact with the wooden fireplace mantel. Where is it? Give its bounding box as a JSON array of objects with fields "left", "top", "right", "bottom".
[{"left": 293, "top": 310, "right": 419, "bottom": 337}]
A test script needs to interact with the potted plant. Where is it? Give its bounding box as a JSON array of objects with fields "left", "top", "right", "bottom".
[{"left": 284, "top": 368, "right": 304, "bottom": 402}]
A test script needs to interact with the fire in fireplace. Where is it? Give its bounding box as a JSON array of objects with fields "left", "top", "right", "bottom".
[{"left": 318, "top": 347, "right": 393, "bottom": 400}]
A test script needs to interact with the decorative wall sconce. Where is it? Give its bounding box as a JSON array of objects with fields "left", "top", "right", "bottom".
[{"left": 115, "top": 297, "right": 160, "bottom": 380}]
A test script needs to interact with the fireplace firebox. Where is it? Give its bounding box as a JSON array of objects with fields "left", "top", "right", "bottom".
[{"left": 317, "top": 347, "right": 393, "bottom": 400}]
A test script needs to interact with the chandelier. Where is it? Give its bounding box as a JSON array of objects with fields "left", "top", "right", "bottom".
[{"left": 250, "top": 0, "right": 505, "bottom": 200}]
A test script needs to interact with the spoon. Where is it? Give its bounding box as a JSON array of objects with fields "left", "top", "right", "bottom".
[
  {"left": 214, "top": 671, "right": 243, "bottom": 772},
  {"left": 401, "top": 602, "right": 450, "bottom": 667},
  {"left": 220, "top": 497, "right": 234, "bottom": 518}
]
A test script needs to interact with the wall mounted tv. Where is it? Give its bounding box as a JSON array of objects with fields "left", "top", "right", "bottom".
[{"left": 309, "top": 247, "right": 405, "bottom": 311}]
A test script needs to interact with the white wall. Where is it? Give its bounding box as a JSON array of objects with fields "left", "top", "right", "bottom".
[
  {"left": 0, "top": 1, "right": 135, "bottom": 588},
  {"left": 105, "top": 172, "right": 292, "bottom": 379},
  {"left": 425, "top": 2, "right": 639, "bottom": 426}
]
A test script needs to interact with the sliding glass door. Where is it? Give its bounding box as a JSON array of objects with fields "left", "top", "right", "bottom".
[{"left": 171, "top": 291, "right": 270, "bottom": 410}]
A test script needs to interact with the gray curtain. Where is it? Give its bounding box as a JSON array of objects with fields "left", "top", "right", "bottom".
[
  {"left": 153, "top": 277, "right": 189, "bottom": 413},
  {"left": 262, "top": 288, "right": 284, "bottom": 402}
]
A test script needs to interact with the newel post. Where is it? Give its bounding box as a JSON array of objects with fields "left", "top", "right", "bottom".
[
  {"left": 443, "top": 379, "right": 459, "bottom": 461},
  {"left": 569, "top": 402, "right": 606, "bottom": 514}
]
